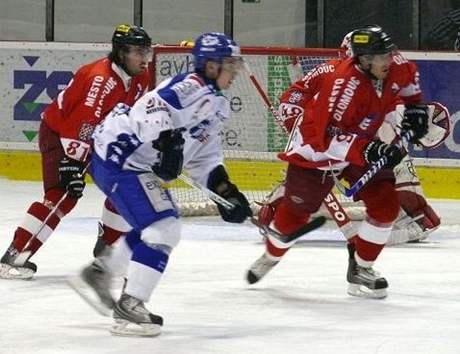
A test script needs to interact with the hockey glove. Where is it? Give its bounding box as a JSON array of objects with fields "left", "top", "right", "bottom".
[
  {"left": 58, "top": 157, "right": 86, "bottom": 198},
  {"left": 208, "top": 165, "right": 252, "bottom": 223},
  {"left": 363, "top": 140, "right": 403, "bottom": 169},
  {"left": 401, "top": 104, "right": 429, "bottom": 143},
  {"left": 152, "top": 129, "right": 185, "bottom": 181}
]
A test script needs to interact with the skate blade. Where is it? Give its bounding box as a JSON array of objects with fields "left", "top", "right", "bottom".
[
  {"left": 67, "top": 275, "right": 113, "bottom": 317},
  {"left": 0, "top": 263, "right": 35, "bottom": 280},
  {"left": 110, "top": 319, "right": 162, "bottom": 337},
  {"left": 347, "top": 283, "right": 387, "bottom": 299}
]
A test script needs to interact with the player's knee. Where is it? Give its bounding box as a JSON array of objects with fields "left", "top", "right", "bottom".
[
  {"left": 273, "top": 200, "right": 310, "bottom": 235},
  {"left": 141, "top": 216, "right": 182, "bottom": 252},
  {"left": 368, "top": 203, "right": 399, "bottom": 224},
  {"left": 44, "top": 187, "right": 78, "bottom": 215},
  {"left": 363, "top": 181, "right": 399, "bottom": 224}
]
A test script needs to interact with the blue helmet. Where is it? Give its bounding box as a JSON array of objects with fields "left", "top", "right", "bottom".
[{"left": 192, "top": 32, "right": 241, "bottom": 70}]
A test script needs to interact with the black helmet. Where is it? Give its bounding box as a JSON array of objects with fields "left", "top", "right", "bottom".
[
  {"left": 109, "top": 24, "right": 152, "bottom": 69},
  {"left": 112, "top": 24, "right": 151, "bottom": 47},
  {"left": 350, "top": 26, "right": 395, "bottom": 56}
]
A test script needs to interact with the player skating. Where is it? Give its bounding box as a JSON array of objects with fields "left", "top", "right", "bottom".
[
  {"left": 69, "top": 32, "right": 253, "bottom": 337},
  {"left": 0, "top": 24, "right": 152, "bottom": 280},
  {"left": 258, "top": 25, "right": 450, "bottom": 246},
  {"left": 247, "top": 26, "right": 433, "bottom": 299}
]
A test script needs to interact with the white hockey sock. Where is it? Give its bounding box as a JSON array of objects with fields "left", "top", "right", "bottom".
[
  {"left": 125, "top": 260, "right": 163, "bottom": 302},
  {"left": 102, "top": 237, "right": 133, "bottom": 276},
  {"left": 124, "top": 242, "right": 169, "bottom": 302}
]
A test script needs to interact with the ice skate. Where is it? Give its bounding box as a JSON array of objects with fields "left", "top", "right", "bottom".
[
  {"left": 110, "top": 293, "right": 163, "bottom": 337},
  {"left": 67, "top": 259, "right": 115, "bottom": 316},
  {"left": 0, "top": 245, "right": 37, "bottom": 280},
  {"left": 346, "top": 243, "right": 388, "bottom": 299},
  {"left": 246, "top": 252, "right": 279, "bottom": 284}
]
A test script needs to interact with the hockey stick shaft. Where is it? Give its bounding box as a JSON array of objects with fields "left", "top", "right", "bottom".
[
  {"left": 178, "top": 174, "right": 234, "bottom": 210},
  {"left": 13, "top": 163, "right": 91, "bottom": 266},
  {"left": 244, "top": 62, "right": 283, "bottom": 127},
  {"left": 334, "top": 130, "right": 413, "bottom": 198},
  {"left": 177, "top": 174, "right": 325, "bottom": 243}
]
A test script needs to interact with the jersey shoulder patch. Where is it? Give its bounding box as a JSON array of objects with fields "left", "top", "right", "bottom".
[{"left": 158, "top": 73, "right": 210, "bottom": 109}]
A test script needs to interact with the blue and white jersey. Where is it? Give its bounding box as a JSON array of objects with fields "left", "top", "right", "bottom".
[{"left": 92, "top": 72, "right": 230, "bottom": 186}]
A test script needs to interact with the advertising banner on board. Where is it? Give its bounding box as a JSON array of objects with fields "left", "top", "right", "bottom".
[{"left": 1, "top": 44, "right": 459, "bottom": 166}]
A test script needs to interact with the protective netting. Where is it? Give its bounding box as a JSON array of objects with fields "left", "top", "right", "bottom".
[{"left": 153, "top": 46, "right": 364, "bottom": 218}]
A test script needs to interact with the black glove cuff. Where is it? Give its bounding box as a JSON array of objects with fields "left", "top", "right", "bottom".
[{"left": 207, "top": 165, "right": 231, "bottom": 195}]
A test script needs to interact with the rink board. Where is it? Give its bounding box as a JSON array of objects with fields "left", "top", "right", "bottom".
[
  {"left": 0, "top": 43, "right": 459, "bottom": 199},
  {"left": 1, "top": 150, "right": 459, "bottom": 199}
]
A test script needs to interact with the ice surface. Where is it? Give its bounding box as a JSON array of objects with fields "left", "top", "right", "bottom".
[{"left": 1, "top": 178, "right": 460, "bottom": 354}]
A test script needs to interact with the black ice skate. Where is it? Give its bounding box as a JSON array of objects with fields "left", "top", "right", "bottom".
[
  {"left": 246, "top": 252, "right": 279, "bottom": 284},
  {"left": 67, "top": 259, "right": 115, "bottom": 316},
  {"left": 0, "top": 245, "right": 37, "bottom": 280},
  {"left": 110, "top": 293, "right": 163, "bottom": 337},
  {"left": 346, "top": 243, "right": 388, "bottom": 299}
]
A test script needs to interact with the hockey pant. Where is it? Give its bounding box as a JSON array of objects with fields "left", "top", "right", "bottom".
[{"left": 264, "top": 164, "right": 399, "bottom": 267}]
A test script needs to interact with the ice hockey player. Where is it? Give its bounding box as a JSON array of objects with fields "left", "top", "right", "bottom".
[
  {"left": 0, "top": 24, "right": 152, "bottom": 279},
  {"left": 259, "top": 24, "right": 450, "bottom": 246},
  {"left": 340, "top": 28, "right": 449, "bottom": 243},
  {"left": 247, "top": 26, "right": 430, "bottom": 299},
  {"left": 69, "top": 32, "right": 252, "bottom": 337}
]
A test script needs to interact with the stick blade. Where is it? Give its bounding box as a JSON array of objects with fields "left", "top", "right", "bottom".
[{"left": 284, "top": 216, "right": 327, "bottom": 243}]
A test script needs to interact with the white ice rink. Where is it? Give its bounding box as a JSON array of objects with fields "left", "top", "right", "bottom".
[{"left": 1, "top": 178, "right": 460, "bottom": 354}]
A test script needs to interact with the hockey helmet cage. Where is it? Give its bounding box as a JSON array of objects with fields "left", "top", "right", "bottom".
[
  {"left": 350, "top": 26, "right": 395, "bottom": 56},
  {"left": 192, "top": 32, "right": 241, "bottom": 70}
]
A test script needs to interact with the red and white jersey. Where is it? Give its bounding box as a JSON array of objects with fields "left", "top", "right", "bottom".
[
  {"left": 388, "top": 52, "right": 421, "bottom": 104},
  {"left": 279, "top": 57, "right": 406, "bottom": 170},
  {"left": 278, "top": 59, "right": 342, "bottom": 132},
  {"left": 42, "top": 57, "right": 150, "bottom": 161},
  {"left": 278, "top": 52, "right": 422, "bottom": 134}
]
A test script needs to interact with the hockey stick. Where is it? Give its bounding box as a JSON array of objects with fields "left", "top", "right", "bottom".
[
  {"left": 177, "top": 174, "right": 325, "bottom": 243},
  {"left": 332, "top": 130, "right": 413, "bottom": 198},
  {"left": 13, "top": 163, "right": 90, "bottom": 266},
  {"left": 243, "top": 60, "right": 354, "bottom": 239}
]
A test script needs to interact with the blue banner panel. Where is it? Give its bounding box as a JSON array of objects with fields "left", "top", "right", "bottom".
[{"left": 410, "top": 59, "right": 460, "bottom": 160}]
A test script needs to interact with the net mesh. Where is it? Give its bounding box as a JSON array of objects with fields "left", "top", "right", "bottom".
[{"left": 152, "top": 46, "right": 364, "bottom": 218}]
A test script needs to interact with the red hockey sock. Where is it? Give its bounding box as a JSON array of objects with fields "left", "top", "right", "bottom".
[
  {"left": 354, "top": 236, "right": 385, "bottom": 263},
  {"left": 12, "top": 201, "right": 62, "bottom": 256},
  {"left": 10, "top": 188, "right": 77, "bottom": 258},
  {"left": 101, "top": 224, "right": 124, "bottom": 245}
]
